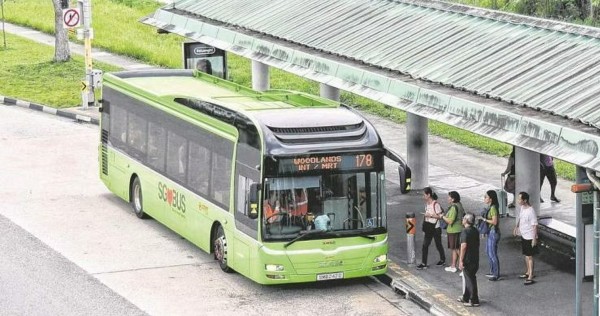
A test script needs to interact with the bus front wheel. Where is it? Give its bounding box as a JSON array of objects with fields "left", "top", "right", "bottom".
[
  {"left": 214, "top": 225, "right": 231, "bottom": 273},
  {"left": 130, "top": 177, "right": 148, "bottom": 219}
]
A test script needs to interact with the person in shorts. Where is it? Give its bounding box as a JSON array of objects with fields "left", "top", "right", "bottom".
[
  {"left": 513, "top": 191, "right": 538, "bottom": 285},
  {"left": 442, "top": 191, "right": 464, "bottom": 273}
]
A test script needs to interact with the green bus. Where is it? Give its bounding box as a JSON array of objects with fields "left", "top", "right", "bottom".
[{"left": 99, "top": 69, "right": 411, "bottom": 284}]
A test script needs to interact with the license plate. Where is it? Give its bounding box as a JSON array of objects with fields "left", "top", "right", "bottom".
[{"left": 317, "top": 272, "right": 344, "bottom": 281}]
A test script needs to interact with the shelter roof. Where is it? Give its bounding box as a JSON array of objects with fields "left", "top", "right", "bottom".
[{"left": 142, "top": 0, "right": 600, "bottom": 170}]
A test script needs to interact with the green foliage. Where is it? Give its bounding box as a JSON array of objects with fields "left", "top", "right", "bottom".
[{"left": 0, "top": 33, "right": 120, "bottom": 107}]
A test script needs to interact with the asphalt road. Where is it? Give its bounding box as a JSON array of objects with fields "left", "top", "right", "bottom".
[
  {"left": 0, "top": 215, "right": 146, "bottom": 316},
  {"left": 0, "top": 105, "right": 427, "bottom": 315}
]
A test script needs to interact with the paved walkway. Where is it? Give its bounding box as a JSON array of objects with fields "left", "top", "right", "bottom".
[{"left": 1, "top": 21, "right": 591, "bottom": 316}]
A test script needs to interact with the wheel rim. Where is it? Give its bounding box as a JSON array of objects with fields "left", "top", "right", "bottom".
[
  {"left": 133, "top": 183, "right": 142, "bottom": 212},
  {"left": 215, "top": 232, "right": 227, "bottom": 265}
]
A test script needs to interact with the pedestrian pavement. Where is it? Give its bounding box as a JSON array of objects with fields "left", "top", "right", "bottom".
[{"left": 1, "top": 21, "right": 592, "bottom": 316}]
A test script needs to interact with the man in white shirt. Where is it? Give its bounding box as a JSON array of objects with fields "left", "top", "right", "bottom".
[{"left": 513, "top": 191, "right": 538, "bottom": 285}]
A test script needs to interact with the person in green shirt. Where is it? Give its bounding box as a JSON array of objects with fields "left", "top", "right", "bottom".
[
  {"left": 477, "top": 190, "right": 501, "bottom": 281},
  {"left": 442, "top": 191, "right": 464, "bottom": 273}
]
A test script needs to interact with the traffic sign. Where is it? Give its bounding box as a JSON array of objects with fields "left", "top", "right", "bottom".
[
  {"left": 81, "top": 81, "right": 87, "bottom": 91},
  {"left": 63, "top": 8, "right": 81, "bottom": 28}
]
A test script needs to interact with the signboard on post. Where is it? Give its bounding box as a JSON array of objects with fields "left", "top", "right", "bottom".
[
  {"left": 183, "top": 42, "right": 227, "bottom": 79},
  {"left": 62, "top": 8, "right": 81, "bottom": 29}
]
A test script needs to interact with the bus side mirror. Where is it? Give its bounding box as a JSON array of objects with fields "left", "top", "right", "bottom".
[
  {"left": 248, "top": 183, "right": 259, "bottom": 219},
  {"left": 384, "top": 147, "right": 411, "bottom": 193}
]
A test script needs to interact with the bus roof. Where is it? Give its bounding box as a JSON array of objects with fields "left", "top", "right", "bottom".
[
  {"left": 106, "top": 70, "right": 383, "bottom": 155},
  {"left": 108, "top": 70, "right": 338, "bottom": 112}
]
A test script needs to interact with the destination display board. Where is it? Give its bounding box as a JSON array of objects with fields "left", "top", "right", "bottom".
[{"left": 276, "top": 152, "right": 381, "bottom": 174}]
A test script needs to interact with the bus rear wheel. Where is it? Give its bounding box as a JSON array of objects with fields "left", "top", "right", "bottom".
[
  {"left": 214, "top": 225, "right": 231, "bottom": 273},
  {"left": 130, "top": 177, "right": 148, "bottom": 219}
]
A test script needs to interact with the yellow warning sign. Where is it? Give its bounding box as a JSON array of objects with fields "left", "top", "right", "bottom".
[{"left": 81, "top": 81, "right": 87, "bottom": 91}]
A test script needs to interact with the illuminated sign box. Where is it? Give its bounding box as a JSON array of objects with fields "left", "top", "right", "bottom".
[{"left": 277, "top": 153, "right": 380, "bottom": 173}]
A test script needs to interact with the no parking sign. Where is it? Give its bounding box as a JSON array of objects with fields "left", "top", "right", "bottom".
[{"left": 62, "top": 8, "right": 81, "bottom": 29}]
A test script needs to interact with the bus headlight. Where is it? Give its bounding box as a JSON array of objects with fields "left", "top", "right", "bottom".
[
  {"left": 373, "top": 254, "right": 387, "bottom": 263},
  {"left": 265, "top": 264, "right": 285, "bottom": 272}
]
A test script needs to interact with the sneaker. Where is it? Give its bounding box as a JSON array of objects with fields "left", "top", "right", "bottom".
[
  {"left": 464, "top": 302, "right": 480, "bottom": 307},
  {"left": 551, "top": 196, "right": 561, "bottom": 203},
  {"left": 485, "top": 274, "right": 494, "bottom": 278},
  {"left": 416, "top": 263, "right": 428, "bottom": 270},
  {"left": 435, "top": 260, "right": 445, "bottom": 266},
  {"left": 445, "top": 266, "right": 457, "bottom": 273},
  {"left": 489, "top": 277, "right": 499, "bottom": 281}
]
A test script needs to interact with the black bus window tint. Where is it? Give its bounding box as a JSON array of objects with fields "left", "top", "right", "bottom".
[
  {"left": 147, "top": 122, "right": 166, "bottom": 172},
  {"left": 166, "top": 132, "right": 188, "bottom": 185},
  {"left": 110, "top": 105, "right": 127, "bottom": 148},
  {"left": 188, "top": 141, "right": 210, "bottom": 195},
  {"left": 127, "top": 112, "right": 147, "bottom": 156},
  {"left": 211, "top": 152, "right": 231, "bottom": 208}
]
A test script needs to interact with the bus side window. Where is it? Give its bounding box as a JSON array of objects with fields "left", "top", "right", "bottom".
[
  {"left": 188, "top": 141, "right": 210, "bottom": 195},
  {"left": 147, "top": 122, "right": 166, "bottom": 172},
  {"left": 109, "top": 105, "right": 127, "bottom": 148},
  {"left": 166, "top": 132, "right": 187, "bottom": 185},
  {"left": 127, "top": 112, "right": 147, "bottom": 157}
]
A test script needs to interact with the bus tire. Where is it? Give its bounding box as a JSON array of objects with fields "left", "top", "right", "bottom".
[
  {"left": 130, "top": 177, "right": 148, "bottom": 219},
  {"left": 214, "top": 225, "right": 232, "bottom": 273}
]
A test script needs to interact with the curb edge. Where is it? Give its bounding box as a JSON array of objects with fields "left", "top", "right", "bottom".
[{"left": 0, "top": 95, "right": 99, "bottom": 125}]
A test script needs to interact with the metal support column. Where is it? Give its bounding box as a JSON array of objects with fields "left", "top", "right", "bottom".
[
  {"left": 586, "top": 169, "right": 600, "bottom": 316},
  {"left": 406, "top": 113, "right": 427, "bottom": 190},
  {"left": 575, "top": 166, "right": 585, "bottom": 316},
  {"left": 251, "top": 60, "right": 269, "bottom": 92},
  {"left": 319, "top": 83, "right": 340, "bottom": 101}
]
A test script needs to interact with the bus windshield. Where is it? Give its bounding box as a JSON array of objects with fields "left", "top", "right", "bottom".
[{"left": 262, "top": 171, "right": 386, "bottom": 241}]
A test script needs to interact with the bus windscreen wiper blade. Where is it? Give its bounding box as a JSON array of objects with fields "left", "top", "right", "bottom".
[
  {"left": 358, "top": 234, "right": 376, "bottom": 240},
  {"left": 284, "top": 230, "right": 325, "bottom": 248}
]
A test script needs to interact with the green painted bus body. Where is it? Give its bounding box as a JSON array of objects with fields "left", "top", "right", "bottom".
[{"left": 99, "top": 70, "right": 389, "bottom": 284}]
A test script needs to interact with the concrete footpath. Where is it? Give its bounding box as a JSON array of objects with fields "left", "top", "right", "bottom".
[{"left": 1, "top": 21, "right": 593, "bottom": 315}]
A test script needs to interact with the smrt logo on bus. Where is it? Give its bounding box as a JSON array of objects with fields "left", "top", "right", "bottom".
[{"left": 158, "top": 182, "right": 186, "bottom": 213}]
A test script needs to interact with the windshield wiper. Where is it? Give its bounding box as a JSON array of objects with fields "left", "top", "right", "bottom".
[
  {"left": 358, "top": 233, "right": 376, "bottom": 240},
  {"left": 284, "top": 229, "right": 326, "bottom": 248}
]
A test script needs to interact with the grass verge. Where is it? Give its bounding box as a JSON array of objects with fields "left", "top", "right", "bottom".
[
  {"left": 0, "top": 33, "right": 120, "bottom": 107},
  {"left": 0, "top": 0, "right": 576, "bottom": 180}
]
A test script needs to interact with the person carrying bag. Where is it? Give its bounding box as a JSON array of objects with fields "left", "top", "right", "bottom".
[{"left": 417, "top": 187, "right": 446, "bottom": 270}]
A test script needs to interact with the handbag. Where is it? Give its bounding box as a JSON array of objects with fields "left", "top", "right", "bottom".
[
  {"left": 477, "top": 207, "right": 490, "bottom": 235},
  {"left": 504, "top": 174, "right": 515, "bottom": 193},
  {"left": 422, "top": 221, "right": 436, "bottom": 233},
  {"left": 438, "top": 202, "right": 448, "bottom": 229}
]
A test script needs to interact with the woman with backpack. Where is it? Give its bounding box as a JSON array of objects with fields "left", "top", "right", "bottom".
[
  {"left": 442, "top": 191, "right": 464, "bottom": 273},
  {"left": 478, "top": 190, "right": 501, "bottom": 281}
]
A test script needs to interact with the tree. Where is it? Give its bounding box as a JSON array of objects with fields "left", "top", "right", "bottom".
[{"left": 52, "top": 0, "right": 70, "bottom": 62}]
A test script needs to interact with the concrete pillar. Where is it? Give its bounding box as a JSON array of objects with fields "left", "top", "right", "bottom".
[
  {"left": 251, "top": 60, "right": 269, "bottom": 92},
  {"left": 320, "top": 83, "right": 340, "bottom": 101},
  {"left": 515, "top": 147, "right": 540, "bottom": 216},
  {"left": 406, "top": 113, "right": 428, "bottom": 190}
]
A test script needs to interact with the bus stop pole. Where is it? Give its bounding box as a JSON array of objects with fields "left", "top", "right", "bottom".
[
  {"left": 406, "top": 212, "right": 416, "bottom": 265},
  {"left": 575, "top": 166, "right": 585, "bottom": 316},
  {"left": 79, "top": 0, "right": 93, "bottom": 109}
]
